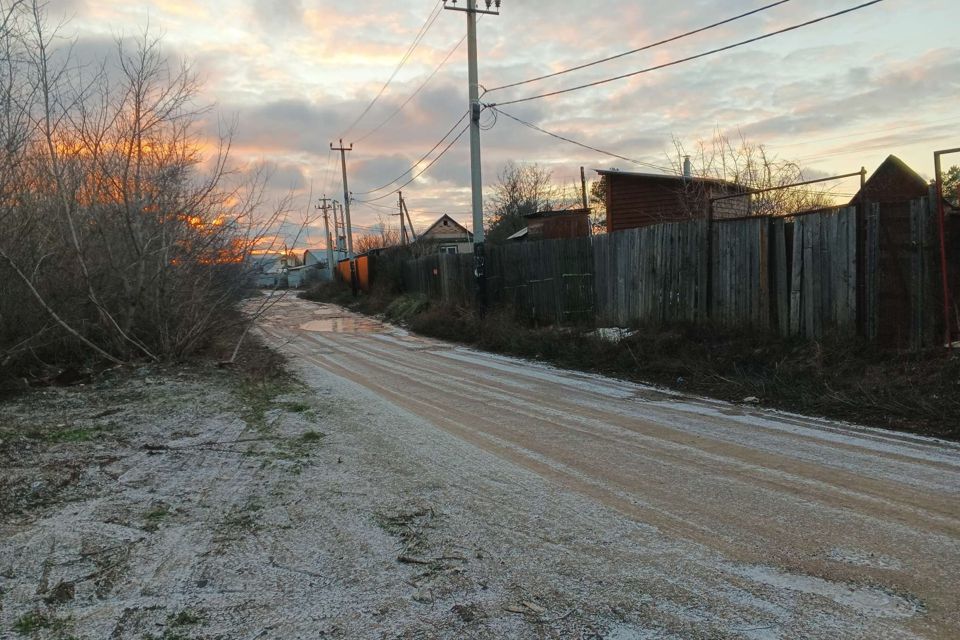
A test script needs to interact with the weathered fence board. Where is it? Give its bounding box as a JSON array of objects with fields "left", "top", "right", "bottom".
[
  {"left": 710, "top": 217, "right": 767, "bottom": 327},
  {"left": 394, "top": 199, "right": 945, "bottom": 349},
  {"left": 789, "top": 207, "right": 857, "bottom": 338}
]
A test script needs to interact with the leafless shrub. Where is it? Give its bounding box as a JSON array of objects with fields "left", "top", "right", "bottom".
[
  {"left": 0, "top": 2, "right": 286, "bottom": 376},
  {"left": 671, "top": 130, "right": 839, "bottom": 218}
]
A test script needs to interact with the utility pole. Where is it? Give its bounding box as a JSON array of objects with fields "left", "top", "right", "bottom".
[
  {"left": 331, "top": 139, "right": 357, "bottom": 294},
  {"left": 402, "top": 197, "right": 417, "bottom": 242},
  {"left": 332, "top": 200, "right": 343, "bottom": 255},
  {"left": 331, "top": 200, "right": 340, "bottom": 255},
  {"left": 444, "top": 0, "right": 500, "bottom": 312},
  {"left": 580, "top": 166, "right": 592, "bottom": 237},
  {"left": 398, "top": 191, "right": 408, "bottom": 246},
  {"left": 317, "top": 195, "right": 335, "bottom": 281}
]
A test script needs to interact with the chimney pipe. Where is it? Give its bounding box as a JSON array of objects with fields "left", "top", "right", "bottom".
[{"left": 683, "top": 155, "right": 692, "bottom": 178}]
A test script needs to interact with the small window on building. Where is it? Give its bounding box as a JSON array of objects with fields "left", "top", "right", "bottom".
[
  {"left": 442, "top": 219, "right": 449, "bottom": 226},
  {"left": 439, "top": 245, "right": 458, "bottom": 254}
]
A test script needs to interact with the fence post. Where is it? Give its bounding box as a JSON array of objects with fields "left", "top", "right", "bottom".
[
  {"left": 865, "top": 203, "right": 880, "bottom": 341},
  {"left": 703, "top": 199, "right": 714, "bottom": 321},
  {"left": 910, "top": 198, "right": 925, "bottom": 349}
]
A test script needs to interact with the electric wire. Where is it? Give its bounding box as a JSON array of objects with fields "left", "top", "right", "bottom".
[
  {"left": 353, "top": 32, "right": 468, "bottom": 144},
  {"left": 491, "top": 106, "right": 674, "bottom": 173},
  {"left": 319, "top": 148, "right": 336, "bottom": 198},
  {"left": 489, "top": 1, "right": 886, "bottom": 107},
  {"left": 353, "top": 110, "right": 469, "bottom": 195},
  {"left": 340, "top": 0, "right": 444, "bottom": 138},
  {"left": 361, "top": 199, "right": 472, "bottom": 216},
  {"left": 355, "top": 123, "right": 470, "bottom": 203},
  {"left": 486, "top": 0, "right": 791, "bottom": 94}
]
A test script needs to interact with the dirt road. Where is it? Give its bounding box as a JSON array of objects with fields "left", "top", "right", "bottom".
[
  {"left": 3, "top": 295, "right": 958, "bottom": 639},
  {"left": 255, "top": 296, "right": 960, "bottom": 639}
]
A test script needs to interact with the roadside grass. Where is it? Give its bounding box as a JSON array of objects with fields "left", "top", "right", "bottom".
[
  {"left": 167, "top": 609, "right": 204, "bottom": 627},
  {"left": 145, "top": 610, "right": 208, "bottom": 640},
  {"left": 13, "top": 609, "right": 71, "bottom": 636},
  {"left": 218, "top": 498, "right": 265, "bottom": 539},
  {"left": 302, "top": 284, "right": 960, "bottom": 440},
  {"left": 236, "top": 376, "right": 298, "bottom": 433},
  {"left": 143, "top": 504, "right": 172, "bottom": 532}
]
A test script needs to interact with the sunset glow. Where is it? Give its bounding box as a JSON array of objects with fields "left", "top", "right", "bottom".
[{"left": 46, "top": 0, "right": 960, "bottom": 249}]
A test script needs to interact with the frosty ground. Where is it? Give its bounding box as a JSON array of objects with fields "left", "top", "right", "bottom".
[{"left": 1, "top": 297, "right": 958, "bottom": 639}]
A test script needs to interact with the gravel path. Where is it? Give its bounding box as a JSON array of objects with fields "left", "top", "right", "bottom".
[{"left": 1, "top": 295, "right": 958, "bottom": 639}]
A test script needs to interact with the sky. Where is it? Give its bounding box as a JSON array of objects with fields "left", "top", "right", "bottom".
[{"left": 46, "top": 0, "right": 960, "bottom": 248}]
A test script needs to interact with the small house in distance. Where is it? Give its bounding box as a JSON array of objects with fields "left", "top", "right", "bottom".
[
  {"left": 417, "top": 214, "right": 474, "bottom": 254},
  {"left": 506, "top": 208, "right": 591, "bottom": 241},
  {"left": 597, "top": 169, "right": 751, "bottom": 233}
]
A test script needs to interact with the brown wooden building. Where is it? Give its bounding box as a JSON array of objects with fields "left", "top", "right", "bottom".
[
  {"left": 597, "top": 169, "right": 751, "bottom": 233},
  {"left": 507, "top": 209, "right": 591, "bottom": 241}
]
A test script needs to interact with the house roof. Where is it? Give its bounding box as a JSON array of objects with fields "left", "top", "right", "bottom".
[
  {"left": 524, "top": 208, "right": 590, "bottom": 219},
  {"left": 419, "top": 214, "right": 473, "bottom": 240},
  {"left": 594, "top": 168, "right": 749, "bottom": 191},
  {"left": 849, "top": 154, "right": 928, "bottom": 204},
  {"left": 506, "top": 227, "right": 529, "bottom": 241}
]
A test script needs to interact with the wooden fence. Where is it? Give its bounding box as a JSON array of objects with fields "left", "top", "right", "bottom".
[{"left": 397, "top": 198, "right": 949, "bottom": 347}]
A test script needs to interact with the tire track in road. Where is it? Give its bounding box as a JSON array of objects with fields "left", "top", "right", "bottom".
[
  {"left": 256, "top": 300, "right": 960, "bottom": 638},
  {"left": 283, "top": 325, "right": 960, "bottom": 535}
]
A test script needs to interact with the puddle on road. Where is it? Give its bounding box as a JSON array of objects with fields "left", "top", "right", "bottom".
[{"left": 299, "top": 317, "right": 382, "bottom": 333}]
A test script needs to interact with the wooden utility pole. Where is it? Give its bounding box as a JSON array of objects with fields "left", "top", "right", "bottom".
[
  {"left": 401, "top": 195, "right": 417, "bottom": 241},
  {"left": 332, "top": 200, "right": 343, "bottom": 254},
  {"left": 580, "top": 166, "right": 589, "bottom": 211},
  {"left": 317, "top": 195, "right": 335, "bottom": 280},
  {"left": 398, "top": 191, "right": 408, "bottom": 245},
  {"left": 331, "top": 139, "right": 357, "bottom": 294},
  {"left": 444, "top": 0, "right": 501, "bottom": 313}
]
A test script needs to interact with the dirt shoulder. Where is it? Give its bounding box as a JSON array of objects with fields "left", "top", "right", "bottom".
[{"left": 0, "top": 345, "right": 685, "bottom": 639}]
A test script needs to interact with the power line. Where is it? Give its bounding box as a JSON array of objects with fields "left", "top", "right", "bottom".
[
  {"left": 486, "top": 0, "right": 791, "bottom": 94},
  {"left": 355, "top": 123, "right": 470, "bottom": 203},
  {"left": 492, "top": 106, "right": 674, "bottom": 173},
  {"left": 489, "top": 1, "right": 886, "bottom": 108},
  {"left": 319, "top": 148, "right": 336, "bottom": 196},
  {"left": 353, "top": 32, "right": 468, "bottom": 144},
  {"left": 359, "top": 199, "right": 472, "bottom": 217},
  {"left": 353, "top": 110, "right": 469, "bottom": 195},
  {"left": 340, "top": 0, "right": 444, "bottom": 138}
]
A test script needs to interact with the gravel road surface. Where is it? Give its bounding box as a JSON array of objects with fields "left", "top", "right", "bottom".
[{"left": 254, "top": 296, "right": 960, "bottom": 639}]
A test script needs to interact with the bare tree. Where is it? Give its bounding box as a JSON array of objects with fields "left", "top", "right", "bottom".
[
  {"left": 0, "top": 1, "right": 287, "bottom": 377},
  {"left": 485, "top": 162, "right": 579, "bottom": 243},
  {"left": 354, "top": 216, "right": 402, "bottom": 254},
  {"left": 671, "top": 130, "right": 838, "bottom": 218}
]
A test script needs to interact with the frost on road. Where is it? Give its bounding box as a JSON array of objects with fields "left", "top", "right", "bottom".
[{"left": 2, "top": 295, "right": 959, "bottom": 639}]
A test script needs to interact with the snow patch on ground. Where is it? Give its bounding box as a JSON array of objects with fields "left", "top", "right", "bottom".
[{"left": 733, "top": 564, "right": 922, "bottom": 619}]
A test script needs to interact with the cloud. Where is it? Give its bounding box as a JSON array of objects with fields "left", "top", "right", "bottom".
[
  {"left": 40, "top": 0, "right": 959, "bottom": 245},
  {"left": 251, "top": 0, "right": 305, "bottom": 33}
]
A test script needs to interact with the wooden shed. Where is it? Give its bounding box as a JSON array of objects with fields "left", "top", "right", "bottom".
[
  {"left": 597, "top": 169, "right": 751, "bottom": 233},
  {"left": 507, "top": 209, "right": 591, "bottom": 242}
]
